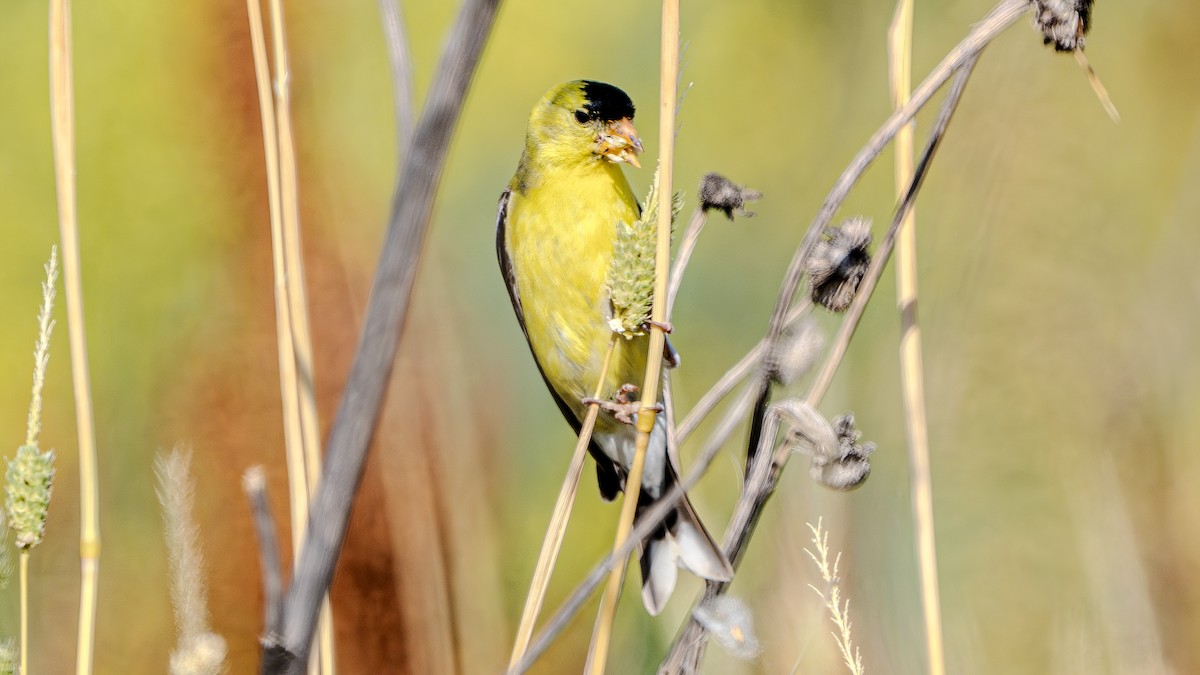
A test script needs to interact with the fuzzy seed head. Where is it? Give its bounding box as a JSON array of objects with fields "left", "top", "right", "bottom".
[
  {"left": 699, "top": 172, "right": 762, "bottom": 220},
  {"left": 1032, "top": 0, "right": 1093, "bottom": 52},
  {"left": 767, "top": 318, "right": 824, "bottom": 386},
  {"left": 169, "top": 632, "right": 227, "bottom": 675},
  {"left": 810, "top": 413, "right": 875, "bottom": 491},
  {"left": 808, "top": 217, "right": 872, "bottom": 312},
  {"left": 0, "top": 637, "right": 15, "bottom": 675},
  {"left": 693, "top": 595, "right": 762, "bottom": 660},
  {"left": 6, "top": 444, "right": 56, "bottom": 549},
  {"left": 607, "top": 167, "right": 682, "bottom": 338}
]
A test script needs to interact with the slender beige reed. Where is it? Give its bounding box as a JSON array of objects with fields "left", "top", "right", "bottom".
[
  {"left": 585, "top": 2, "right": 680, "bottom": 672},
  {"left": 47, "top": 0, "right": 100, "bottom": 672},
  {"left": 888, "top": 2, "right": 946, "bottom": 674}
]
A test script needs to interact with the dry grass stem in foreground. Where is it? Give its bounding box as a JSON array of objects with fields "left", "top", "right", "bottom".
[
  {"left": 47, "top": 0, "right": 103, "bottom": 669},
  {"left": 888, "top": 0, "right": 947, "bottom": 673},
  {"left": 806, "top": 520, "right": 864, "bottom": 675},
  {"left": 259, "top": 1, "right": 501, "bottom": 671},
  {"left": 584, "top": 2, "right": 682, "bottom": 670},
  {"left": 508, "top": 337, "right": 618, "bottom": 667}
]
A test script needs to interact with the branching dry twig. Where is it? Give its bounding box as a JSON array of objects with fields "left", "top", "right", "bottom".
[
  {"left": 378, "top": 0, "right": 415, "bottom": 148},
  {"left": 743, "top": 0, "right": 1028, "bottom": 466},
  {"left": 660, "top": 54, "right": 982, "bottom": 671},
  {"left": 243, "top": 467, "right": 284, "bottom": 639}
]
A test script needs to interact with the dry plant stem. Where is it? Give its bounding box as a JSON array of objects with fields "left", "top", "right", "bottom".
[
  {"left": 260, "top": 1, "right": 501, "bottom": 671},
  {"left": 245, "top": 468, "right": 285, "bottom": 637},
  {"left": 675, "top": 299, "right": 811, "bottom": 442},
  {"left": 264, "top": 1, "right": 335, "bottom": 670},
  {"left": 508, "top": 384, "right": 759, "bottom": 675},
  {"left": 743, "top": 0, "right": 1028, "bottom": 462},
  {"left": 808, "top": 59, "right": 976, "bottom": 406},
  {"left": 20, "top": 552, "right": 28, "bottom": 675},
  {"left": 666, "top": 208, "right": 706, "bottom": 312},
  {"left": 661, "top": 57, "right": 981, "bottom": 672},
  {"left": 889, "top": 2, "right": 946, "bottom": 674},
  {"left": 509, "top": 337, "right": 618, "bottom": 667},
  {"left": 246, "top": 0, "right": 306, "bottom": 562},
  {"left": 267, "top": 0, "right": 325, "bottom": 530},
  {"left": 48, "top": 1, "right": 100, "bottom": 672},
  {"left": 584, "top": 3, "right": 680, "bottom": 673},
  {"left": 378, "top": 0, "right": 415, "bottom": 147}
]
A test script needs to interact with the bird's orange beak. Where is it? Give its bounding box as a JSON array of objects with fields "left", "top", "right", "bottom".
[{"left": 597, "top": 117, "right": 643, "bottom": 168}]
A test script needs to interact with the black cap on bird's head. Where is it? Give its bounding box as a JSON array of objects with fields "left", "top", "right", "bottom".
[
  {"left": 577, "top": 80, "right": 636, "bottom": 123},
  {"left": 534, "top": 79, "right": 644, "bottom": 168}
]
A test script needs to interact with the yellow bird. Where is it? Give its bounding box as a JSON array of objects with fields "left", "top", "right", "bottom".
[{"left": 496, "top": 80, "right": 732, "bottom": 614}]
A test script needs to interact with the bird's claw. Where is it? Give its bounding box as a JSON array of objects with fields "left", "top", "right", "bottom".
[{"left": 583, "top": 384, "right": 659, "bottom": 425}]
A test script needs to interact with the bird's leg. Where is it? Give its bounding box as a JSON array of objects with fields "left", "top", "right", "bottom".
[
  {"left": 582, "top": 384, "right": 662, "bottom": 425},
  {"left": 643, "top": 319, "right": 673, "bottom": 334}
]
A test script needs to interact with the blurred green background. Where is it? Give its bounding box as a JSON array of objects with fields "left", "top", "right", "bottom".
[{"left": 1, "top": 0, "right": 1198, "bottom": 673}]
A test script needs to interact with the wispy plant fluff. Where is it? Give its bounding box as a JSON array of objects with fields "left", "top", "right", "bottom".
[
  {"left": 608, "top": 166, "right": 683, "bottom": 338},
  {"left": 806, "top": 520, "right": 865, "bottom": 675},
  {"left": 155, "top": 448, "right": 226, "bottom": 675},
  {"left": 25, "top": 247, "right": 58, "bottom": 448},
  {"left": 766, "top": 318, "right": 824, "bottom": 386},
  {"left": 692, "top": 595, "right": 761, "bottom": 661}
]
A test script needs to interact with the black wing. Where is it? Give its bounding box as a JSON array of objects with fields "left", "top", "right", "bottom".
[{"left": 496, "top": 189, "right": 623, "bottom": 500}]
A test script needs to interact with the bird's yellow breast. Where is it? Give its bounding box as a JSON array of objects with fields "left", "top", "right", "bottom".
[{"left": 506, "top": 160, "right": 646, "bottom": 422}]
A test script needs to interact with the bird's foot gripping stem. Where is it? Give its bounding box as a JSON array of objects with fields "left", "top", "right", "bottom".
[{"left": 582, "top": 384, "right": 662, "bottom": 425}]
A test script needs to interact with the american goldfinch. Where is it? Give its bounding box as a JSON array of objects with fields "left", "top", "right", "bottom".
[{"left": 496, "top": 80, "right": 733, "bottom": 614}]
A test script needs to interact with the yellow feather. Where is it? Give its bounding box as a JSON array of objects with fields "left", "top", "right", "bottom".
[{"left": 503, "top": 81, "right": 645, "bottom": 433}]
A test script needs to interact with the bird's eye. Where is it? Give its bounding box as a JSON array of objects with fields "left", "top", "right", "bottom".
[{"left": 573, "top": 109, "right": 591, "bottom": 124}]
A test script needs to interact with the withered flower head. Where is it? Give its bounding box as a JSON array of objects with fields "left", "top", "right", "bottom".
[
  {"left": 1032, "top": 0, "right": 1093, "bottom": 52},
  {"left": 810, "top": 412, "right": 874, "bottom": 491},
  {"left": 773, "top": 401, "right": 872, "bottom": 491},
  {"left": 699, "top": 172, "right": 762, "bottom": 220},
  {"left": 808, "top": 217, "right": 872, "bottom": 312}
]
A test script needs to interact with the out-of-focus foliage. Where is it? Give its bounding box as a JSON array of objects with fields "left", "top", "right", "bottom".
[{"left": 1, "top": 0, "right": 1198, "bottom": 673}]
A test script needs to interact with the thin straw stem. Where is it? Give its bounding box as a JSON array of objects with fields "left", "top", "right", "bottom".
[
  {"left": 48, "top": 0, "right": 100, "bottom": 672},
  {"left": 509, "top": 336, "right": 618, "bottom": 667},
  {"left": 889, "top": 1, "right": 946, "bottom": 674},
  {"left": 584, "top": 3, "right": 680, "bottom": 672},
  {"left": 262, "top": 2, "right": 502, "bottom": 669},
  {"left": 264, "top": 0, "right": 335, "bottom": 669},
  {"left": 19, "top": 552, "right": 28, "bottom": 675}
]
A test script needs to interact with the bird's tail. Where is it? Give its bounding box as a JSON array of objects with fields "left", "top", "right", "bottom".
[{"left": 636, "top": 464, "right": 733, "bottom": 615}]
